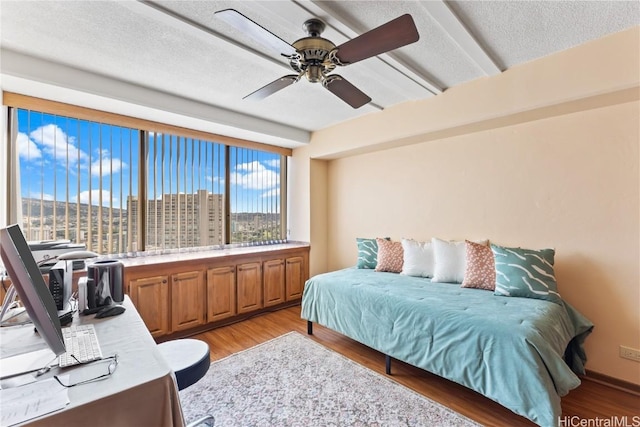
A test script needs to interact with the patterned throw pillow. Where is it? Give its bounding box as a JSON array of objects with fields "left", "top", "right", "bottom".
[
  {"left": 356, "top": 237, "right": 387, "bottom": 269},
  {"left": 492, "top": 244, "right": 561, "bottom": 304},
  {"left": 461, "top": 240, "right": 495, "bottom": 290},
  {"left": 400, "top": 238, "right": 434, "bottom": 278},
  {"left": 431, "top": 238, "right": 488, "bottom": 283},
  {"left": 374, "top": 238, "right": 404, "bottom": 273}
]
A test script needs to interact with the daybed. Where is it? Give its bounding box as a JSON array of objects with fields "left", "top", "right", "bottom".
[{"left": 301, "top": 267, "right": 593, "bottom": 427}]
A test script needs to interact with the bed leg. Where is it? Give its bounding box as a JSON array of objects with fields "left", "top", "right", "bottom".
[
  {"left": 385, "top": 355, "right": 392, "bottom": 375},
  {"left": 307, "top": 321, "right": 313, "bottom": 335}
]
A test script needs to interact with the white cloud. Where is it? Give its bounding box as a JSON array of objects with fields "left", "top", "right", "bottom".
[
  {"left": 76, "top": 190, "right": 94, "bottom": 205},
  {"left": 76, "top": 190, "right": 118, "bottom": 207},
  {"left": 17, "top": 132, "right": 42, "bottom": 160},
  {"left": 26, "top": 125, "right": 126, "bottom": 179},
  {"left": 27, "top": 191, "right": 55, "bottom": 201},
  {"left": 29, "top": 124, "right": 87, "bottom": 163},
  {"left": 263, "top": 159, "right": 280, "bottom": 169},
  {"left": 232, "top": 161, "right": 280, "bottom": 190},
  {"left": 235, "top": 161, "right": 263, "bottom": 173},
  {"left": 90, "top": 150, "right": 127, "bottom": 177},
  {"left": 261, "top": 188, "right": 280, "bottom": 198}
]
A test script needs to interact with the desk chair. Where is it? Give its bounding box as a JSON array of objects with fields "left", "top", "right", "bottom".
[{"left": 158, "top": 339, "right": 214, "bottom": 427}]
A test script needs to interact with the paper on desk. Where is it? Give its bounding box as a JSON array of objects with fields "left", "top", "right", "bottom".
[
  {"left": 0, "top": 348, "right": 56, "bottom": 379},
  {"left": 0, "top": 378, "right": 69, "bottom": 426}
]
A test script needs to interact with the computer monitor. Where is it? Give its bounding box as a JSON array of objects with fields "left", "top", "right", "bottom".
[{"left": 0, "top": 224, "right": 66, "bottom": 356}]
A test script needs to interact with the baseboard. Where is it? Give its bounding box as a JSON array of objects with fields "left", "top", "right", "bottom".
[{"left": 583, "top": 370, "right": 640, "bottom": 396}]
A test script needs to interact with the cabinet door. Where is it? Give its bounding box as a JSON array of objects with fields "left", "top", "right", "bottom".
[
  {"left": 207, "top": 266, "right": 236, "bottom": 322},
  {"left": 285, "top": 256, "right": 305, "bottom": 301},
  {"left": 171, "top": 270, "right": 205, "bottom": 332},
  {"left": 237, "top": 262, "right": 262, "bottom": 314},
  {"left": 128, "top": 276, "right": 170, "bottom": 338},
  {"left": 263, "top": 259, "right": 285, "bottom": 307}
]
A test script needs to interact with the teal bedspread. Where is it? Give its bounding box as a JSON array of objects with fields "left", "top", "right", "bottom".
[{"left": 301, "top": 268, "right": 593, "bottom": 427}]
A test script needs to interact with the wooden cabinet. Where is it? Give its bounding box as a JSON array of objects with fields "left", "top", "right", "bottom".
[
  {"left": 237, "top": 262, "right": 262, "bottom": 314},
  {"left": 124, "top": 244, "right": 309, "bottom": 337},
  {"left": 285, "top": 256, "right": 305, "bottom": 301},
  {"left": 128, "top": 270, "right": 205, "bottom": 336},
  {"left": 128, "top": 275, "right": 170, "bottom": 338},
  {"left": 207, "top": 266, "right": 236, "bottom": 322},
  {"left": 263, "top": 259, "right": 285, "bottom": 307},
  {"left": 170, "top": 270, "right": 205, "bottom": 332}
]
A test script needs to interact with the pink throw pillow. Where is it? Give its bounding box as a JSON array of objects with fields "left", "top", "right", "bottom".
[
  {"left": 461, "top": 240, "right": 495, "bottom": 290},
  {"left": 374, "top": 238, "right": 404, "bottom": 273}
]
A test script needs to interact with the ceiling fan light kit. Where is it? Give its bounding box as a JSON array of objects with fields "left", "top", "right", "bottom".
[{"left": 215, "top": 9, "right": 420, "bottom": 109}]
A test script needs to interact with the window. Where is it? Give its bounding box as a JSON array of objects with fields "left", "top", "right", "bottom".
[
  {"left": 143, "top": 132, "right": 225, "bottom": 251},
  {"left": 229, "top": 147, "right": 283, "bottom": 244},
  {"left": 13, "top": 109, "right": 139, "bottom": 254},
  {"left": 7, "top": 96, "right": 289, "bottom": 254}
]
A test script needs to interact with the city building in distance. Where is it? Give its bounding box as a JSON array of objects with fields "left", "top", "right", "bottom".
[{"left": 129, "top": 190, "right": 224, "bottom": 250}]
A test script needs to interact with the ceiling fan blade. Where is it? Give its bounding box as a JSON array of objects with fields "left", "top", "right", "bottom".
[
  {"left": 215, "top": 9, "right": 297, "bottom": 57},
  {"left": 244, "top": 75, "right": 299, "bottom": 101},
  {"left": 335, "top": 14, "right": 419, "bottom": 65},
  {"left": 323, "top": 75, "right": 372, "bottom": 109}
]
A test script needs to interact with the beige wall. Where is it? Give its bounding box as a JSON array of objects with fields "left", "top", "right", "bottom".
[
  {"left": 290, "top": 26, "right": 640, "bottom": 384},
  {"left": 288, "top": 149, "right": 329, "bottom": 277},
  {"left": 327, "top": 101, "right": 639, "bottom": 384}
]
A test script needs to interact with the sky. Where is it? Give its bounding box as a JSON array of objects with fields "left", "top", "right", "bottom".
[{"left": 16, "top": 109, "right": 281, "bottom": 213}]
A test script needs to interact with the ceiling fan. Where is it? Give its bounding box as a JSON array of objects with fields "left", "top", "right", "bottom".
[{"left": 215, "top": 9, "right": 420, "bottom": 109}]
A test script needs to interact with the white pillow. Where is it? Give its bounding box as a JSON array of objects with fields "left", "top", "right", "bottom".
[
  {"left": 431, "top": 238, "right": 488, "bottom": 283},
  {"left": 400, "top": 239, "right": 434, "bottom": 278}
]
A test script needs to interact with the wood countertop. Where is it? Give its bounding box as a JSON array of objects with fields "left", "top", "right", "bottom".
[{"left": 106, "top": 241, "right": 310, "bottom": 268}]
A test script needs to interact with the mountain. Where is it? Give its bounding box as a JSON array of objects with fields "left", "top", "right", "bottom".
[{"left": 21, "top": 198, "right": 127, "bottom": 226}]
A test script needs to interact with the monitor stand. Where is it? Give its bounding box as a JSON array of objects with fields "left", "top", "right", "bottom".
[
  {"left": 0, "top": 285, "right": 31, "bottom": 327},
  {"left": 1, "top": 307, "right": 29, "bottom": 326}
]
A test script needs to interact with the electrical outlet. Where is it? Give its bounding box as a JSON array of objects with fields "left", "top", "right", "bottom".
[{"left": 619, "top": 346, "right": 640, "bottom": 362}]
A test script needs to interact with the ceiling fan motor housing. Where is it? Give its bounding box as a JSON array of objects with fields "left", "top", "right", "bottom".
[
  {"left": 290, "top": 37, "right": 337, "bottom": 82},
  {"left": 290, "top": 18, "right": 337, "bottom": 83}
]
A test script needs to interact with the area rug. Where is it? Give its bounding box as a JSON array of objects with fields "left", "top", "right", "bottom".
[{"left": 179, "top": 332, "right": 481, "bottom": 426}]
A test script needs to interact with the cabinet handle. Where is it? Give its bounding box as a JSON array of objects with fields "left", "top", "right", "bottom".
[{"left": 162, "top": 280, "right": 167, "bottom": 284}]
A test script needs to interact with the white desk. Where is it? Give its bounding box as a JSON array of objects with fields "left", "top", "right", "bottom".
[{"left": 0, "top": 297, "right": 185, "bottom": 427}]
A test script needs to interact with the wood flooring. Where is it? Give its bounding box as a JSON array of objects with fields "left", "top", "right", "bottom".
[{"left": 190, "top": 305, "right": 639, "bottom": 427}]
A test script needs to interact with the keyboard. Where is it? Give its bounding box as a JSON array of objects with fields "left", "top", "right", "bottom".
[{"left": 59, "top": 324, "right": 104, "bottom": 368}]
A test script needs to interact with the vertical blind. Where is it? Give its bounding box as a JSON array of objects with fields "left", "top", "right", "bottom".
[
  {"left": 9, "top": 106, "right": 287, "bottom": 254},
  {"left": 15, "top": 109, "right": 138, "bottom": 254},
  {"left": 229, "top": 147, "right": 284, "bottom": 244},
  {"left": 145, "top": 132, "right": 225, "bottom": 251}
]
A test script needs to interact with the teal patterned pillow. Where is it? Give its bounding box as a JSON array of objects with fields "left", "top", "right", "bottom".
[
  {"left": 356, "top": 238, "right": 386, "bottom": 269},
  {"left": 491, "top": 244, "right": 561, "bottom": 304}
]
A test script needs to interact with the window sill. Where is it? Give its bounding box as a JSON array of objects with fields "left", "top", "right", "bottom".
[{"left": 111, "top": 241, "right": 310, "bottom": 268}]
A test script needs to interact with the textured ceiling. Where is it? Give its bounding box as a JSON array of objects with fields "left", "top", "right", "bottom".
[
  {"left": 448, "top": 0, "right": 640, "bottom": 68},
  {"left": 1, "top": 1, "right": 638, "bottom": 147}
]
